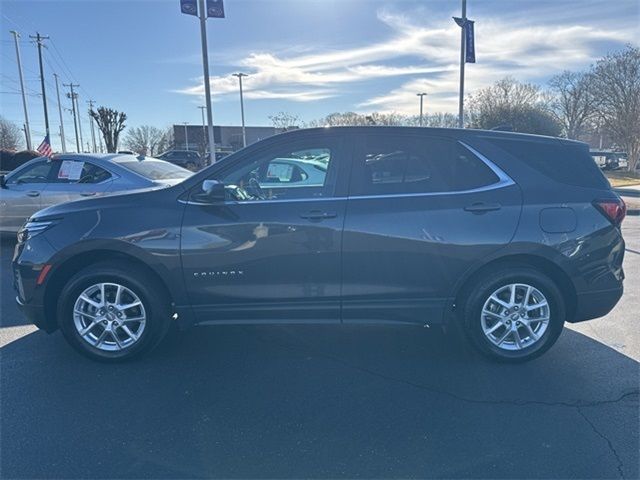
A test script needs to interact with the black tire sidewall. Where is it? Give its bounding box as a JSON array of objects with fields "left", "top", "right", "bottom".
[
  {"left": 463, "top": 268, "right": 565, "bottom": 363},
  {"left": 58, "top": 263, "right": 170, "bottom": 362}
]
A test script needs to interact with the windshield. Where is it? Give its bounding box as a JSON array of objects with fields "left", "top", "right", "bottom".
[{"left": 118, "top": 159, "right": 192, "bottom": 180}]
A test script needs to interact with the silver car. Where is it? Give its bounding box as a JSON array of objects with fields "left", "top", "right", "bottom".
[
  {"left": 0, "top": 153, "right": 192, "bottom": 234},
  {"left": 257, "top": 157, "right": 328, "bottom": 190}
]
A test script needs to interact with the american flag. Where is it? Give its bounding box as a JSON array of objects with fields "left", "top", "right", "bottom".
[{"left": 37, "top": 135, "right": 53, "bottom": 157}]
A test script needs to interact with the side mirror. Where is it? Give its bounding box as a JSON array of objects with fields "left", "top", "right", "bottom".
[
  {"left": 201, "top": 179, "right": 226, "bottom": 202},
  {"left": 0, "top": 175, "right": 6, "bottom": 189}
]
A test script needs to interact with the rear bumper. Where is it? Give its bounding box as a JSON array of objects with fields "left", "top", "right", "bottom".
[{"left": 570, "top": 286, "right": 624, "bottom": 323}]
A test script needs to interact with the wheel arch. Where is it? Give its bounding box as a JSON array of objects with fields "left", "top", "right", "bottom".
[
  {"left": 450, "top": 253, "right": 578, "bottom": 323},
  {"left": 42, "top": 249, "right": 175, "bottom": 332}
]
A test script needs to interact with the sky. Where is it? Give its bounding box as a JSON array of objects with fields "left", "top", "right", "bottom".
[{"left": 1, "top": 0, "right": 639, "bottom": 152}]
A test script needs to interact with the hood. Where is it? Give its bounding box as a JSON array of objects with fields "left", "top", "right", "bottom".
[{"left": 31, "top": 183, "right": 184, "bottom": 221}]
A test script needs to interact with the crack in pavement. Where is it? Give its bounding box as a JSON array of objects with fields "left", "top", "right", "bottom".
[
  {"left": 577, "top": 406, "right": 625, "bottom": 479},
  {"left": 267, "top": 330, "right": 638, "bottom": 478},
  {"left": 271, "top": 329, "right": 640, "bottom": 409}
]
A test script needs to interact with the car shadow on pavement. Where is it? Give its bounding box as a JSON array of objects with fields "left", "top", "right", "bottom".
[{"left": 1, "top": 324, "right": 638, "bottom": 479}]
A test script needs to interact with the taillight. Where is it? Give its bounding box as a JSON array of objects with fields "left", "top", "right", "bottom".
[{"left": 593, "top": 198, "right": 626, "bottom": 225}]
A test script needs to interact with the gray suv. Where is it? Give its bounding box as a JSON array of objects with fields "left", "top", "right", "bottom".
[{"left": 13, "top": 127, "right": 625, "bottom": 363}]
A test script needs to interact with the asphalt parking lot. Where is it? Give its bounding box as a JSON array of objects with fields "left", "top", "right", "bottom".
[{"left": 1, "top": 218, "right": 638, "bottom": 479}]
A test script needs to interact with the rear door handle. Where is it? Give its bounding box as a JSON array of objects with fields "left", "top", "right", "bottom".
[
  {"left": 464, "top": 202, "right": 502, "bottom": 213},
  {"left": 80, "top": 192, "right": 97, "bottom": 197},
  {"left": 26, "top": 191, "right": 40, "bottom": 197},
  {"left": 299, "top": 210, "right": 337, "bottom": 220}
]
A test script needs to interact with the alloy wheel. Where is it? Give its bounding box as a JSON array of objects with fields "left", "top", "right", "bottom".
[
  {"left": 73, "top": 282, "right": 147, "bottom": 351},
  {"left": 480, "top": 283, "right": 550, "bottom": 351}
]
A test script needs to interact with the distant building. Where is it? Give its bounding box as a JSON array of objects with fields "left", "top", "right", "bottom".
[{"left": 172, "top": 125, "right": 296, "bottom": 153}]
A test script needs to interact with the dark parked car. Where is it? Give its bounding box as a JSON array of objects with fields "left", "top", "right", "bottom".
[
  {"left": 156, "top": 150, "right": 203, "bottom": 171},
  {"left": 13, "top": 127, "right": 626, "bottom": 363}
]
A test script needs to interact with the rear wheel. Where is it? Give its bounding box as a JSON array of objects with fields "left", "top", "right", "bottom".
[
  {"left": 461, "top": 267, "right": 565, "bottom": 362},
  {"left": 58, "top": 261, "right": 172, "bottom": 362}
]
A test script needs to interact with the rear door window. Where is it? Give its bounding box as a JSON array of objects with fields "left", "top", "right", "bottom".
[
  {"left": 7, "top": 161, "right": 55, "bottom": 185},
  {"left": 350, "top": 134, "right": 499, "bottom": 196},
  {"left": 488, "top": 138, "right": 609, "bottom": 189}
]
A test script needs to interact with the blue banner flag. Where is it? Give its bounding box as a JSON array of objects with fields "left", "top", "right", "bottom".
[
  {"left": 180, "top": 0, "right": 198, "bottom": 16},
  {"left": 465, "top": 20, "right": 475, "bottom": 63},
  {"left": 206, "top": 0, "right": 225, "bottom": 18},
  {"left": 453, "top": 17, "right": 476, "bottom": 63}
]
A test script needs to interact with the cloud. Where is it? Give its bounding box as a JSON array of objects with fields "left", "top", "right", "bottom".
[{"left": 176, "top": 3, "right": 637, "bottom": 113}]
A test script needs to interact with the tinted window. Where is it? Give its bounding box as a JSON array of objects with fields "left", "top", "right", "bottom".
[
  {"left": 118, "top": 159, "right": 191, "bottom": 180},
  {"left": 489, "top": 138, "right": 609, "bottom": 189},
  {"left": 351, "top": 135, "right": 499, "bottom": 195},
  {"left": 7, "top": 161, "right": 54, "bottom": 185},
  {"left": 218, "top": 145, "right": 336, "bottom": 201}
]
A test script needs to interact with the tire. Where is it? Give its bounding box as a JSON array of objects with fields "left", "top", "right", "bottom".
[
  {"left": 57, "top": 261, "right": 172, "bottom": 362},
  {"left": 460, "top": 267, "right": 565, "bottom": 363}
]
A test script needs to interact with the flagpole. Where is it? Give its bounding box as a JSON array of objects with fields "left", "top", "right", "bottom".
[
  {"left": 457, "top": 0, "right": 467, "bottom": 129},
  {"left": 198, "top": 0, "right": 216, "bottom": 164}
]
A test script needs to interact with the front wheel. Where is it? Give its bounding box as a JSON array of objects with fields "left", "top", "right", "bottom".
[
  {"left": 461, "top": 267, "right": 566, "bottom": 363},
  {"left": 58, "top": 261, "right": 172, "bottom": 362}
]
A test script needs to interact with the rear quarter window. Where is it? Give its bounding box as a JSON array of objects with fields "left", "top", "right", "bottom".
[{"left": 488, "top": 138, "right": 609, "bottom": 189}]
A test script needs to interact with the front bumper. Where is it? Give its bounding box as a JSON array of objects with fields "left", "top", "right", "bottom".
[{"left": 15, "top": 295, "right": 51, "bottom": 332}]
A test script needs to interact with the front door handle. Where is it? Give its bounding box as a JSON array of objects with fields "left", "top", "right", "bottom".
[
  {"left": 464, "top": 202, "right": 502, "bottom": 213},
  {"left": 80, "top": 192, "right": 97, "bottom": 197},
  {"left": 26, "top": 191, "right": 40, "bottom": 197},
  {"left": 299, "top": 210, "right": 337, "bottom": 220}
]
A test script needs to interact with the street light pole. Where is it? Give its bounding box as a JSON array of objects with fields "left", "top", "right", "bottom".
[
  {"left": 457, "top": 0, "right": 467, "bottom": 128},
  {"left": 183, "top": 122, "right": 189, "bottom": 150},
  {"left": 53, "top": 74, "right": 66, "bottom": 152},
  {"left": 10, "top": 31, "right": 32, "bottom": 150},
  {"left": 232, "top": 73, "right": 248, "bottom": 147},
  {"left": 417, "top": 92, "right": 427, "bottom": 127},
  {"left": 71, "top": 89, "right": 84, "bottom": 151},
  {"left": 87, "top": 100, "right": 97, "bottom": 153},
  {"left": 198, "top": 0, "right": 216, "bottom": 164},
  {"left": 198, "top": 105, "right": 206, "bottom": 152}
]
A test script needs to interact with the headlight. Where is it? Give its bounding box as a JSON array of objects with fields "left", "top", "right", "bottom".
[{"left": 17, "top": 220, "right": 57, "bottom": 242}]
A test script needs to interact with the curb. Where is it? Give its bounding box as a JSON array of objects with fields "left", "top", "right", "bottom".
[
  {"left": 627, "top": 209, "right": 640, "bottom": 216},
  {"left": 614, "top": 188, "right": 640, "bottom": 198}
]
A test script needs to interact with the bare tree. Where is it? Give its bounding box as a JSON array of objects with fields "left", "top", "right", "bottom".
[
  {"left": 425, "top": 112, "right": 459, "bottom": 128},
  {"left": 548, "top": 71, "right": 596, "bottom": 139},
  {"left": 268, "top": 112, "right": 300, "bottom": 130},
  {"left": 89, "top": 106, "right": 127, "bottom": 153},
  {"left": 123, "top": 125, "right": 167, "bottom": 156},
  {"left": 307, "top": 111, "right": 407, "bottom": 127},
  {"left": 589, "top": 45, "right": 640, "bottom": 171},
  {"left": 155, "top": 127, "right": 174, "bottom": 155},
  {"left": 467, "top": 77, "right": 561, "bottom": 135},
  {"left": 0, "top": 116, "right": 24, "bottom": 151}
]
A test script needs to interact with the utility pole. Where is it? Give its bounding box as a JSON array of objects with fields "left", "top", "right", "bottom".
[
  {"left": 198, "top": 0, "right": 216, "bottom": 164},
  {"left": 64, "top": 83, "right": 80, "bottom": 152},
  {"left": 183, "top": 122, "right": 189, "bottom": 150},
  {"left": 87, "top": 100, "right": 97, "bottom": 153},
  {"left": 232, "top": 73, "right": 248, "bottom": 147},
  {"left": 74, "top": 92, "right": 84, "bottom": 151},
  {"left": 457, "top": 0, "right": 467, "bottom": 128},
  {"left": 417, "top": 92, "right": 427, "bottom": 127},
  {"left": 30, "top": 32, "right": 50, "bottom": 137},
  {"left": 53, "top": 73, "right": 66, "bottom": 152},
  {"left": 10, "top": 31, "right": 32, "bottom": 150},
  {"left": 198, "top": 106, "right": 207, "bottom": 152}
]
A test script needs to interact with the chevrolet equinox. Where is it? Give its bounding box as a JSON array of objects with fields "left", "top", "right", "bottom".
[{"left": 13, "top": 127, "right": 626, "bottom": 362}]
